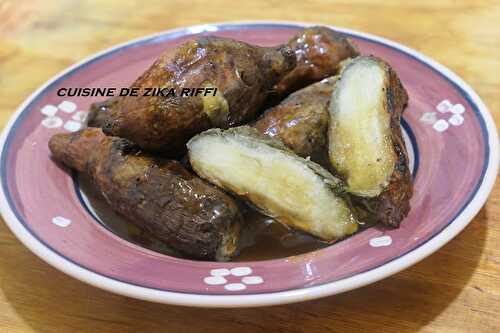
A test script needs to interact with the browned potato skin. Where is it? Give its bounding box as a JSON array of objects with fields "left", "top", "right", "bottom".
[
  {"left": 335, "top": 57, "right": 412, "bottom": 227},
  {"left": 274, "top": 26, "right": 359, "bottom": 97},
  {"left": 373, "top": 61, "right": 412, "bottom": 227},
  {"left": 253, "top": 76, "right": 337, "bottom": 167},
  {"left": 102, "top": 36, "right": 296, "bottom": 154},
  {"left": 87, "top": 98, "right": 118, "bottom": 128},
  {"left": 48, "top": 128, "right": 243, "bottom": 260}
]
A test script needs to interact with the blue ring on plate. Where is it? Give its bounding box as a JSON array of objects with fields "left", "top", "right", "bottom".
[{"left": 0, "top": 23, "right": 489, "bottom": 294}]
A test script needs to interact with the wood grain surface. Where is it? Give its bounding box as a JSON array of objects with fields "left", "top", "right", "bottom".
[{"left": 0, "top": 0, "right": 499, "bottom": 332}]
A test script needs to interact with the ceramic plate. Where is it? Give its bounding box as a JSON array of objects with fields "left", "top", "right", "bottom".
[{"left": 0, "top": 22, "right": 498, "bottom": 308}]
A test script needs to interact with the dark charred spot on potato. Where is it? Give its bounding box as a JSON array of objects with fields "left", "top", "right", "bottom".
[
  {"left": 157, "top": 195, "right": 174, "bottom": 208},
  {"left": 396, "top": 159, "right": 407, "bottom": 172},
  {"left": 279, "top": 44, "right": 295, "bottom": 60},
  {"left": 121, "top": 141, "right": 141, "bottom": 155},
  {"left": 102, "top": 120, "right": 116, "bottom": 134},
  {"left": 200, "top": 222, "right": 215, "bottom": 233},
  {"left": 239, "top": 70, "right": 254, "bottom": 86},
  {"left": 386, "top": 88, "right": 394, "bottom": 114},
  {"left": 393, "top": 145, "right": 408, "bottom": 172},
  {"left": 384, "top": 207, "right": 396, "bottom": 223}
]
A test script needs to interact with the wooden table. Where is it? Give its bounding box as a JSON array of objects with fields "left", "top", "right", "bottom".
[{"left": 1, "top": 1, "right": 499, "bottom": 332}]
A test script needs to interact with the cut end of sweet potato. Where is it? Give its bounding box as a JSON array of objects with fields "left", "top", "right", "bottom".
[
  {"left": 329, "top": 57, "right": 398, "bottom": 197},
  {"left": 188, "top": 127, "right": 358, "bottom": 241}
]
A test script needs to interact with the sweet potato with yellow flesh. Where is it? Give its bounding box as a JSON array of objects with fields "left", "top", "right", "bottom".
[
  {"left": 49, "top": 128, "right": 242, "bottom": 261},
  {"left": 187, "top": 126, "right": 358, "bottom": 241},
  {"left": 328, "top": 56, "right": 412, "bottom": 227}
]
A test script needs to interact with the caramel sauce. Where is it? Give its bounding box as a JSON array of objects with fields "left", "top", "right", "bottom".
[{"left": 78, "top": 174, "right": 327, "bottom": 261}]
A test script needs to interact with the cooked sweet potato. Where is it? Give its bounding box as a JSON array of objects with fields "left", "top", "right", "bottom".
[
  {"left": 87, "top": 98, "right": 118, "bottom": 128},
  {"left": 254, "top": 76, "right": 337, "bottom": 167},
  {"left": 328, "top": 56, "right": 412, "bottom": 227},
  {"left": 49, "top": 128, "right": 243, "bottom": 260},
  {"left": 187, "top": 126, "right": 358, "bottom": 241},
  {"left": 274, "top": 26, "right": 359, "bottom": 97},
  {"left": 102, "top": 36, "right": 296, "bottom": 154}
]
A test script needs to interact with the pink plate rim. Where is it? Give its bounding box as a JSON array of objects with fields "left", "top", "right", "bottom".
[{"left": 0, "top": 21, "right": 498, "bottom": 308}]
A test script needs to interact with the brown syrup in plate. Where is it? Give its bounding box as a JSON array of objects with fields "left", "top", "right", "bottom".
[{"left": 78, "top": 174, "right": 328, "bottom": 261}]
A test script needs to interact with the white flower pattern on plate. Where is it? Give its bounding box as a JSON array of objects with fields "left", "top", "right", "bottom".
[
  {"left": 204, "top": 267, "right": 264, "bottom": 291},
  {"left": 420, "top": 100, "right": 466, "bottom": 133},
  {"left": 40, "top": 101, "right": 88, "bottom": 132}
]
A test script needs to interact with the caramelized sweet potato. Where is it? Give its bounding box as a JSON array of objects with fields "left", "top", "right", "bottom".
[
  {"left": 49, "top": 128, "right": 243, "bottom": 260},
  {"left": 254, "top": 76, "right": 337, "bottom": 167},
  {"left": 328, "top": 56, "right": 412, "bottom": 227},
  {"left": 274, "top": 26, "right": 359, "bottom": 97},
  {"left": 102, "top": 36, "right": 296, "bottom": 154},
  {"left": 188, "top": 126, "right": 358, "bottom": 241},
  {"left": 87, "top": 98, "right": 117, "bottom": 128}
]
